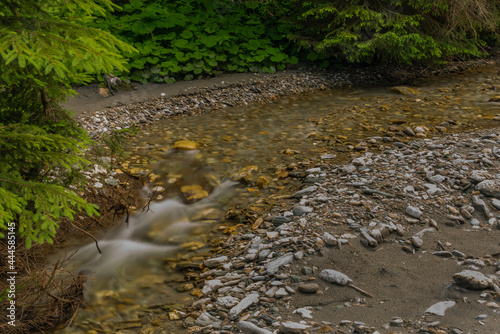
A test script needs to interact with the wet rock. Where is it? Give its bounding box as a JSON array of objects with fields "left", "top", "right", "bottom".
[
  {"left": 319, "top": 269, "right": 352, "bottom": 286},
  {"left": 279, "top": 321, "right": 311, "bottom": 334},
  {"left": 453, "top": 270, "right": 493, "bottom": 290},
  {"left": 488, "top": 96, "right": 500, "bottom": 102},
  {"left": 173, "top": 140, "right": 199, "bottom": 151},
  {"left": 403, "top": 127, "right": 416, "bottom": 136},
  {"left": 181, "top": 185, "right": 208, "bottom": 201},
  {"left": 237, "top": 321, "right": 273, "bottom": 334},
  {"left": 264, "top": 253, "right": 294, "bottom": 275},
  {"left": 425, "top": 301, "right": 456, "bottom": 316},
  {"left": 256, "top": 176, "right": 270, "bottom": 188},
  {"left": 477, "top": 180, "right": 500, "bottom": 198},
  {"left": 298, "top": 283, "right": 320, "bottom": 293},
  {"left": 390, "top": 86, "right": 418, "bottom": 95},
  {"left": 292, "top": 206, "right": 313, "bottom": 216},
  {"left": 229, "top": 293, "right": 259, "bottom": 319}
]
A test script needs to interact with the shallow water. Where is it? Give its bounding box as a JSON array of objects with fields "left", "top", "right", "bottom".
[{"left": 59, "top": 63, "right": 500, "bottom": 333}]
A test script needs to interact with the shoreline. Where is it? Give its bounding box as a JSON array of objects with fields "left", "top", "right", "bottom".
[{"left": 64, "top": 55, "right": 500, "bottom": 138}]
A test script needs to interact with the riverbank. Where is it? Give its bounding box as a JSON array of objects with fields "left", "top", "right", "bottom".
[{"left": 64, "top": 56, "right": 499, "bottom": 138}]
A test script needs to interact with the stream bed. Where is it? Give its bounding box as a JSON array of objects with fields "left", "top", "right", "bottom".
[{"left": 58, "top": 62, "right": 500, "bottom": 334}]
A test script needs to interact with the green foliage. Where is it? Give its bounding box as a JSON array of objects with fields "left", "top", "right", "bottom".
[
  {"left": 0, "top": 0, "right": 134, "bottom": 247},
  {"left": 92, "top": 0, "right": 297, "bottom": 83},
  {"left": 285, "top": 0, "right": 500, "bottom": 64}
]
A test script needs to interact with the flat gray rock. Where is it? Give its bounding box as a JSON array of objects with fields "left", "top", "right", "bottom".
[
  {"left": 229, "top": 293, "right": 259, "bottom": 319},
  {"left": 264, "top": 253, "right": 294, "bottom": 275},
  {"left": 292, "top": 206, "right": 313, "bottom": 216}
]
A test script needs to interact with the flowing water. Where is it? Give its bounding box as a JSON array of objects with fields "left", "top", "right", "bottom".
[{"left": 58, "top": 63, "right": 500, "bottom": 333}]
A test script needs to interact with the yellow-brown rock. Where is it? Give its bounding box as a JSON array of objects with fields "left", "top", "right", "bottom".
[
  {"left": 489, "top": 95, "right": 500, "bottom": 102},
  {"left": 390, "top": 86, "right": 418, "bottom": 95},
  {"left": 232, "top": 165, "right": 258, "bottom": 181},
  {"left": 181, "top": 185, "right": 208, "bottom": 201},
  {"left": 173, "top": 140, "right": 199, "bottom": 151},
  {"left": 256, "top": 176, "right": 270, "bottom": 188}
]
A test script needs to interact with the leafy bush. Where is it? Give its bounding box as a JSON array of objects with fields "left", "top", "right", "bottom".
[
  {"left": 284, "top": 0, "right": 500, "bottom": 64},
  {"left": 93, "top": 0, "right": 298, "bottom": 83}
]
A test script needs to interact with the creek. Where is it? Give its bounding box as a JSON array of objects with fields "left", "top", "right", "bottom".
[{"left": 58, "top": 63, "right": 500, "bottom": 333}]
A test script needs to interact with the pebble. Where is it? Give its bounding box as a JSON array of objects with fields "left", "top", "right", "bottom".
[
  {"left": 293, "top": 186, "right": 318, "bottom": 198},
  {"left": 406, "top": 205, "right": 423, "bottom": 218},
  {"left": 229, "top": 293, "right": 259, "bottom": 319},
  {"left": 322, "top": 232, "right": 338, "bottom": 246},
  {"left": 294, "top": 307, "right": 313, "bottom": 319},
  {"left": 298, "top": 283, "right": 320, "bottom": 293},
  {"left": 204, "top": 256, "right": 228, "bottom": 268},
  {"left": 432, "top": 251, "right": 454, "bottom": 258},
  {"left": 279, "top": 321, "right": 311, "bottom": 334},
  {"left": 319, "top": 269, "right": 353, "bottom": 286},
  {"left": 292, "top": 206, "right": 313, "bottom": 216},
  {"left": 264, "top": 253, "right": 294, "bottom": 275},
  {"left": 195, "top": 312, "right": 222, "bottom": 327},
  {"left": 237, "top": 321, "right": 273, "bottom": 334}
]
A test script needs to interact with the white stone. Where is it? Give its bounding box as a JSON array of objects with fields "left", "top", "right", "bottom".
[
  {"left": 293, "top": 307, "right": 313, "bottom": 319},
  {"left": 425, "top": 301, "right": 456, "bottom": 316},
  {"left": 406, "top": 205, "right": 423, "bottom": 218},
  {"left": 279, "top": 321, "right": 311, "bottom": 334},
  {"left": 319, "top": 269, "right": 352, "bottom": 286}
]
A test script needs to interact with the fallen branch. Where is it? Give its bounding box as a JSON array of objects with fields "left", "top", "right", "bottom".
[
  {"left": 348, "top": 283, "right": 374, "bottom": 298},
  {"left": 69, "top": 222, "right": 102, "bottom": 254}
]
